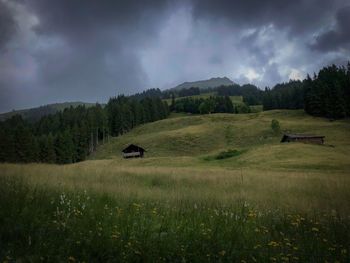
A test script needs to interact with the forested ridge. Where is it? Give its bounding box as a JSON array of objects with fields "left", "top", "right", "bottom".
[
  {"left": 0, "top": 63, "right": 349, "bottom": 164},
  {"left": 0, "top": 97, "right": 169, "bottom": 164}
]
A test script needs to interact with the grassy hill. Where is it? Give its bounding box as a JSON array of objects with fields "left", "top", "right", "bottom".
[
  {"left": 171, "top": 77, "right": 234, "bottom": 90},
  {"left": 0, "top": 101, "right": 98, "bottom": 122},
  {"left": 1, "top": 110, "right": 350, "bottom": 261},
  {"left": 91, "top": 110, "right": 350, "bottom": 172}
]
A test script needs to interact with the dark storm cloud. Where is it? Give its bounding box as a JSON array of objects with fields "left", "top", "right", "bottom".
[
  {"left": 238, "top": 29, "right": 275, "bottom": 67},
  {"left": 311, "top": 6, "right": 350, "bottom": 52},
  {"left": 26, "top": 0, "right": 169, "bottom": 41},
  {"left": 0, "top": 0, "right": 16, "bottom": 50},
  {"left": 0, "top": 0, "right": 349, "bottom": 112},
  {"left": 5, "top": 0, "right": 174, "bottom": 110},
  {"left": 191, "top": 0, "right": 340, "bottom": 36}
]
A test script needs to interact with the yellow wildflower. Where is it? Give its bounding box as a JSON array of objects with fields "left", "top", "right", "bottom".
[{"left": 268, "top": 241, "right": 279, "bottom": 247}]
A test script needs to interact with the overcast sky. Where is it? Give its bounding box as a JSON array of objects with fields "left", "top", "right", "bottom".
[{"left": 0, "top": 0, "right": 349, "bottom": 112}]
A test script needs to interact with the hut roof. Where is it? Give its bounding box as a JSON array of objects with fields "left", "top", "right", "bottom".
[
  {"left": 281, "top": 133, "right": 325, "bottom": 142},
  {"left": 122, "top": 144, "right": 146, "bottom": 153}
]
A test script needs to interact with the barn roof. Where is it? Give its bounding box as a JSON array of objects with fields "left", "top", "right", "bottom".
[
  {"left": 122, "top": 144, "right": 146, "bottom": 153},
  {"left": 281, "top": 133, "right": 325, "bottom": 142},
  {"left": 283, "top": 133, "right": 325, "bottom": 139}
]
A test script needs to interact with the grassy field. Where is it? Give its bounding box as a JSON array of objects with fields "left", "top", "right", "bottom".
[{"left": 1, "top": 110, "right": 350, "bottom": 262}]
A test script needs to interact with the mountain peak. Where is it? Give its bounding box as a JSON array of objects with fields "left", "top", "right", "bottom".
[{"left": 171, "top": 77, "right": 234, "bottom": 90}]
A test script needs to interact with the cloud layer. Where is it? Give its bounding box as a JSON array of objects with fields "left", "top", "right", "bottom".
[{"left": 0, "top": 0, "right": 349, "bottom": 112}]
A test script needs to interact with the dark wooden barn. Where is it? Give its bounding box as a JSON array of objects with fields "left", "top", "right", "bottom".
[
  {"left": 280, "top": 134, "right": 325, "bottom": 144},
  {"left": 122, "top": 144, "right": 146, "bottom": 158}
]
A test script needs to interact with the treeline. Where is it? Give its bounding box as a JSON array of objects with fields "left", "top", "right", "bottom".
[
  {"left": 215, "top": 84, "right": 263, "bottom": 105},
  {"left": 107, "top": 96, "right": 169, "bottom": 136},
  {"left": 171, "top": 96, "right": 250, "bottom": 114},
  {"left": 0, "top": 97, "right": 169, "bottom": 164},
  {"left": 262, "top": 80, "right": 304, "bottom": 110},
  {"left": 304, "top": 64, "right": 350, "bottom": 118},
  {"left": 129, "top": 88, "right": 163, "bottom": 100},
  {"left": 262, "top": 64, "right": 350, "bottom": 119}
]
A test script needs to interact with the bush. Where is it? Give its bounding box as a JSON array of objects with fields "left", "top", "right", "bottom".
[
  {"left": 215, "top": 149, "right": 241, "bottom": 160},
  {"left": 271, "top": 119, "right": 281, "bottom": 134}
]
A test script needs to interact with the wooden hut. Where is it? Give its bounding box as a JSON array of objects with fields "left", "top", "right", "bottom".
[
  {"left": 280, "top": 134, "right": 325, "bottom": 144},
  {"left": 122, "top": 144, "right": 146, "bottom": 158}
]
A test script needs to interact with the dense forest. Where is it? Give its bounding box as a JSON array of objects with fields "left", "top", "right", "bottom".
[
  {"left": 0, "top": 63, "right": 349, "bottom": 164},
  {"left": 0, "top": 97, "right": 169, "bottom": 164},
  {"left": 262, "top": 64, "right": 350, "bottom": 119}
]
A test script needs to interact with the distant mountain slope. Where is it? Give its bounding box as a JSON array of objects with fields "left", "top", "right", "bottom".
[
  {"left": 0, "top": 102, "right": 97, "bottom": 122},
  {"left": 171, "top": 77, "right": 234, "bottom": 90}
]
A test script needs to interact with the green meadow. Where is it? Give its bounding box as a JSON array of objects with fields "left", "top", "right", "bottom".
[{"left": 1, "top": 110, "right": 350, "bottom": 262}]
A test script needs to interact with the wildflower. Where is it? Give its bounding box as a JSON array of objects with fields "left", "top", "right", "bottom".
[
  {"left": 248, "top": 213, "right": 256, "bottom": 218},
  {"left": 270, "top": 257, "right": 277, "bottom": 261},
  {"left": 268, "top": 241, "right": 279, "bottom": 247}
]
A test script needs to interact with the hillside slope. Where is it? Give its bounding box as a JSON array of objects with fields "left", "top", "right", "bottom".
[
  {"left": 171, "top": 77, "right": 234, "bottom": 90},
  {"left": 91, "top": 110, "right": 350, "bottom": 172}
]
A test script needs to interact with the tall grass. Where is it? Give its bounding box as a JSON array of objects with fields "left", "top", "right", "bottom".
[
  {"left": 1, "top": 162, "right": 350, "bottom": 214},
  {"left": 0, "top": 176, "right": 349, "bottom": 262}
]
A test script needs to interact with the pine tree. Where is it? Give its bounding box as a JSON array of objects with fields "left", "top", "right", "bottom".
[
  {"left": 170, "top": 93, "right": 176, "bottom": 112},
  {"left": 46, "top": 133, "right": 56, "bottom": 163},
  {"left": 55, "top": 130, "right": 74, "bottom": 164}
]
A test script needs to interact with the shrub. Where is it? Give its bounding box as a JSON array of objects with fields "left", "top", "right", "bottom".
[
  {"left": 271, "top": 119, "right": 281, "bottom": 134},
  {"left": 215, "top": 149, "right": 241, "bottom": 160}
]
